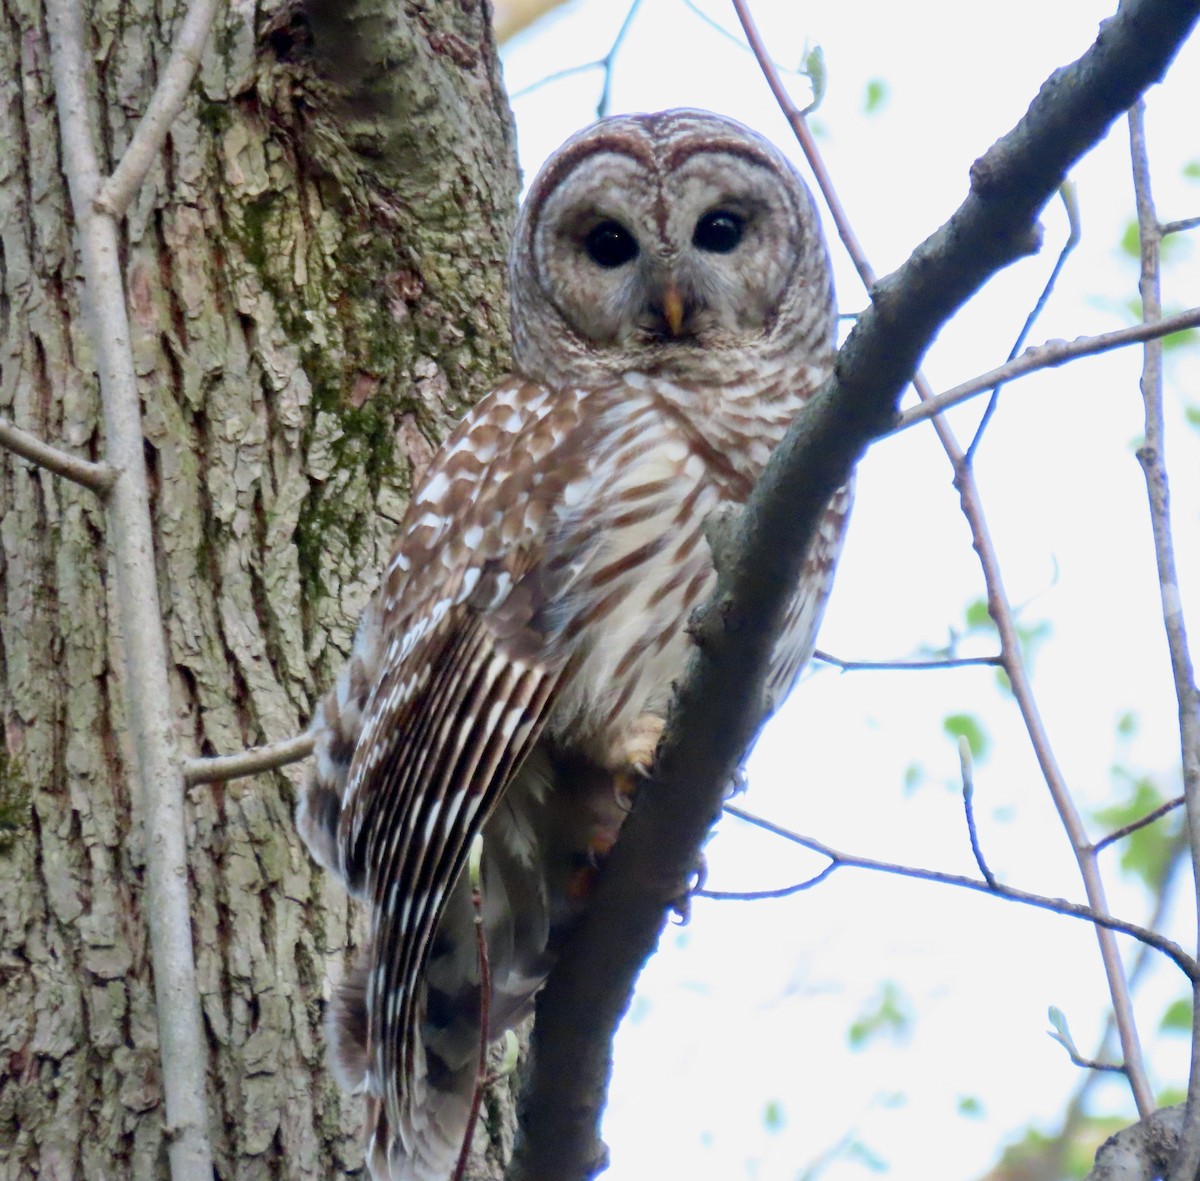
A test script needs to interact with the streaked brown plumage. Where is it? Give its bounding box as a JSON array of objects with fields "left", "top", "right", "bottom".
[{"left": 297, "top": 109, "right": 849, "bottom": 1181}]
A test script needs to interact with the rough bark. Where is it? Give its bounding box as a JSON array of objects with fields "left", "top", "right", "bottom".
[{"left": 0, "top": 1, "right": 518, "bottom": 1177}]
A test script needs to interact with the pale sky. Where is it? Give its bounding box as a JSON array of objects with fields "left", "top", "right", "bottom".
[{"left": 502, "top": 5, "right": 1200, "bottom": 1179}]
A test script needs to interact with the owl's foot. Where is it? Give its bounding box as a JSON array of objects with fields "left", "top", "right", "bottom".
[
  {"left": 670, "top": 851, "right": 708, "bottom": 925},
  {"left": 621, "top": 713, "right": 667, "bottom": 778},
  {"left": 609, "top": 713, "right": 666, "bottom": 816}
]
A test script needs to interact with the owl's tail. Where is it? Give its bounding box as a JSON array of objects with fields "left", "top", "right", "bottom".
[{"left": 331, "top": 879, "right": 492, "bottom": 1181}]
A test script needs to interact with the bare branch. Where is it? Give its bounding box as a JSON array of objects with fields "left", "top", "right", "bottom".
[
  {"left": 1093, "top": 794, "right": 1186, "bottom": 855},
  {"left": 507, "top": 5, "right": 1200, "bottom": 1176},
  {"left": 182, "top": 732, "right": 314, "bottom": 786},
  {"left": 893, "top": 306, "right": 1200, "bottom": 433},
  {"left": 1058, "top": 1046, "right": 1128, "bottom": 1076},
  {"left": 730, "top": 0, "right": 876, "bottom": 289},
  {"left": 959, "top": 739, "right": 999, "bottom": 889},
  {"left": 508, "top": 0, "right": 644, "bottom": 117},
  {"left": 45, "top": 3, "right": 213, "bottom": 1178},
  {"left": 737, "top": 0, "right": 1169, "bottom": 1117},
  {"left": 1127, "top": 99, "right": 1200, "bottom": 1181},
  {"left": 1161, "top": 214, "right": 1200, "bottom": 236},
  {"left": 814, "top": 648, "right": 1002, "bottom": 672},
  {"left": 705, "top": 805, "right": 1199, "bottom": 980},
  {"left": 964, "top": 183, "right": 1082, "bottom": 464},
  {"left": 95, "top": 0, "right": 223, "bottom": 218},
  {"left": 0, "top": 415, "right": 115, "bottom": 494}
]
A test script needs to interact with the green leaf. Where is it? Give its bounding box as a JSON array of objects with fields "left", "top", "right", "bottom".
[
  {"left": 1186, "top": 405, "right": 1200, "bottom": 430},
  {"left": 964, "top": 598, "right": 991, "bottom": 630},
  {"left": 1160, "top": 997, "right": 1192, "bottom": 1034},
  {"left": 1116, "top": 710, "right": 1138, "bottom": 737},
  {"left": 1184, "top": 159, "right": 1200, "bottom": 181},
  {"left": 1120, "top": 220, "right": 1142, "bottom": 259},
  {"left": 848, "top": 981, "right": 913, "bottom": 1049},
  {"left": 864, "top": 78, "right": 889, "bottom": 114},
  {"left": 1163, "top": 326, "right": 1199, "bottom": 351},
  {"left": 804, "top": 45, "right": 827, "bottom": 112},
  {"left": 957, "top": 1095, "right": 985, "bottom": 1118},
  {"left": 762, "top": 1099, "right": 786, "bottom": 1133},
  {"left": 943, "top": 713, "right": 989, "bottom": 760},
  {"left": 902, "top": 762, "right": 923, "bottom": 794}
]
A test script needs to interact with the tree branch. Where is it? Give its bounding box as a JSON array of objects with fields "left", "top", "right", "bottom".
[
  {"left": 507, "top": 3, "right": 1200, "bottom": 1177},
  {"left": 1126, "top": 98, "right": 1200, "bottom": 1181},
  {"left": 708, "top": 804, "right": 1198, "bottom": 981},
  {"left": 738, "top": 0, "right": 1173, "bottom": 1118},
  {"left": 1086, "top": 1104, "right": 1185, "bottom": 1181},
  {"left": 892, "top": 306, "right": 1200, "bottom": 434},
  {"left": 1093, "top": 794, "right": 1185, "bottom": 855},
  {"left": 94, "top": 0, "right": 223, "bottom": 218},
  {"left": 182, "top": 732, "right": 315, "bottom": 786},
  {"left": 45, "top": 3, "right": 214, "bottom": 1178},
  {"left": 814, "top": 648, "right": 1003, "bottom": 672},
  {"left": 0, "top": 415, "right": 115, "bottom": 494}
]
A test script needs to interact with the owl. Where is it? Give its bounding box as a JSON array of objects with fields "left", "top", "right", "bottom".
[{"left": 297, "top": 109, "right": 850, "bottom": 1181}]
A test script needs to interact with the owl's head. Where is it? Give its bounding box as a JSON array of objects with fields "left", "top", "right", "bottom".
[{"left": 509, "top": 109, "right": 834, "bottom": 387}]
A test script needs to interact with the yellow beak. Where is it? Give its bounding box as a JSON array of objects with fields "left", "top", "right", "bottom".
[{"left": 661, "top": 282, "right": 685, "bottom": 336}]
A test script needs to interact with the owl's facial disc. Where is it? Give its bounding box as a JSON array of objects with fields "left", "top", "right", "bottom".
[{"left": 511, "top": 110, "right": 833, "bottom": 385}]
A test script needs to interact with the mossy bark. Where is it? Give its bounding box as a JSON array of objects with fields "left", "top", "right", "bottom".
[{"left": 0, "top": 1, "right": 519, "bottom": 1177}]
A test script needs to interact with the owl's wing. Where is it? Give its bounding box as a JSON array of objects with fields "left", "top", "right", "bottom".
[
  {"left": 765, "top": 481, "right": 854, "bottom": 712},
  {"left": 320, "top": 378, "right": 597, "bottom": 1152},
  {"left": 344, "top": 597, "right": 559, "bottom": 1151}
]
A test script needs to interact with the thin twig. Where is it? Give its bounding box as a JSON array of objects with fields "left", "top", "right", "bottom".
[
  {"left": 1128, "top": 99, "right": 1200, "bottom": 1181},
  {"left": 734, "top": 0, "right": 1156, "bottom": 1117},
  {"left": 1161, "top": 214, "right": 1200, "bottom": 236},
  {"left": 964, "top": 184, "right": 1082, "bottom": 464},
  {"left": 814, "top": 648, "right": 1002, "bottom": 672},
  {"left": 508, "top": 0, "right": 643, "bottom": 118},
  {"left": 1093, "top": 794, "right": 1186, "bottom": 855},
  {"left": 707, "top": 805, "right": 1198, "bottom": 980},
  {"left": 960, "top": 738, "right": 998, "bottom": 889},
  {"left": 1059, "top": 1047, "right": 1128, "bottom": 1076},
  {"left": 95, "top": 0, "right": 223, "bottom": 218},
  {"left": 182, "top": 731, "right": 314, "bottom": 785},
  {"left": 0, "top": 416, "right": 116, "bottom": 495},
  {"left": 893, "top": 306, "right": 1200, "bottom": 434},
  {"left": 45, "top": 4, "right": 214, "bottom": 1178}
]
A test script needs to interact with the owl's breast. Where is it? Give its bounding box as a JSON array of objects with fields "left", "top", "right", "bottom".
[{"left": 539, "top": 406, "right": 726, "bottom": 769}]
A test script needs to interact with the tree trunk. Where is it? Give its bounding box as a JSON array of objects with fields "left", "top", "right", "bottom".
[{"left": 0, "top": 1, "right": 519, "bottom": 1177}]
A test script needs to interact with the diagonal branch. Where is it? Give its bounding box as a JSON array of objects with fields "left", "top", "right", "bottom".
[
  {"left": 45, "top": 3, "right": 214, "bottom": 1179},
  {"left": 507, "top": 3, "right": 1200, "bottom": 1177},
  {"left": 1127, "top": 99, "right": 1200, "bottom": 1181},
  {"left": 95, "top": 0, "right": 224, "bottom": 218},
  {"left": 0, "top": 415, "right": 115, "bottom": 494},
  {"left": 707, "top": 804, "right": 1198, "bottom": 981},
  {"left": 893, "top": 305, "right": 1200, "bottom": 433},
  {"left": 182, "top": 732, "right": 315, "bottom": 785},
  {"left": 737, "top": 0, "right": 1176, "bottom": 1120}
]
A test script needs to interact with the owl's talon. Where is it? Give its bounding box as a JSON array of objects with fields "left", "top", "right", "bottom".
[{"left": 670, "top": 851, "right": 708, "bottom": 925}]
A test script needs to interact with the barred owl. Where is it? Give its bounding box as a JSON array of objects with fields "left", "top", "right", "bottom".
[{"left": 298, "top": 109, "right": 850, "bottom": 1181}]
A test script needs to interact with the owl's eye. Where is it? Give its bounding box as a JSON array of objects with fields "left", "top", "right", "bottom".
[
  {"left": 693, "top": 210, "right": 745, "bottom": 254},
  {"left": 584, "top": 221, "right": 639, "bottom": 268}
]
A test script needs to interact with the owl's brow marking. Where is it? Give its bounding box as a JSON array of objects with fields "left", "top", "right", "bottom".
[
  {"left": 662, "top": 137, "right": 779, "bottom": 176},
  {"left": 523, "top": 132, "right": 658, "bottom": 232}
]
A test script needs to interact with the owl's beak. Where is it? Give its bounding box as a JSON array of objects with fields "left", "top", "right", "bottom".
[{"left": 660, "top": 281, "right": 685, "bottom": 337}]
